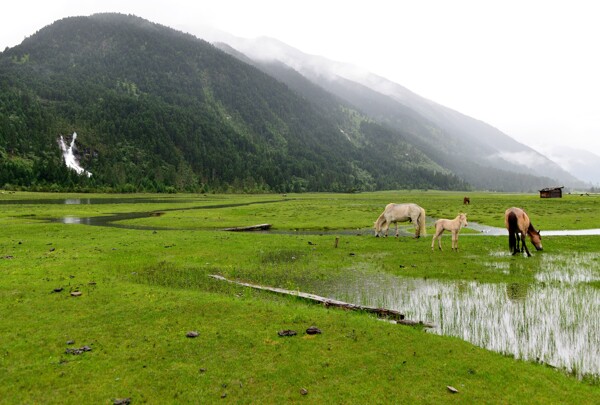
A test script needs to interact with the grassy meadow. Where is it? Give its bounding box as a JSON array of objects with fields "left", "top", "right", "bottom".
[{"left": 1, "top": 190, "right": 599, "bottom": 404}]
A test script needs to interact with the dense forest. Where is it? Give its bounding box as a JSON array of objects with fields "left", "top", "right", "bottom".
[
  {"left": 0, "top": 13, "right": 471, "bottom": 193},
  {"left": 0, "top": 13, "right": 564, "bottom": 193}
]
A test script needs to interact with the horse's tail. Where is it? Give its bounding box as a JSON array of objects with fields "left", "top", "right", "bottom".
[
  {"left": 507, "top": 211, "right": 518, "bottom": 252},
  {"left": 417, "top": 207, "right": 427, "bottom": 236}
]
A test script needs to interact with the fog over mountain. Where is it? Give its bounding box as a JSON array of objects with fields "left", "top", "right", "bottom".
[
  {"left": 210, "top": 34, "right": 586, "bottom": 190},
  {"left": 534, "top": 145, "right": 600, "bottom": 186}
]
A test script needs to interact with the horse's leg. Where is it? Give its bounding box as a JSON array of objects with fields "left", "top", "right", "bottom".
[
  {"left": 435, "top": 229, "right": 444, "bottom": 250},
  {"left": 514, "top": 233, "right": 521, "bottom": 255},
  {"left": 395, "top": 221, "right": 399, "bottom": 238},
  {"left": 522, "top": 232, "right": 531, "bottom": 257},
  {"left": 452, "top": 230, "right": 458, "bottom": 251},
  {"left": 431, "top": 228, "right": 442, "bottom": 250},
  {"left": 384, "top": 220, "right": 390, "bottom": 237},
  {"left": 510, "top": 232, "right": 517, "bottom": 255},
  {"left": 518, "top": 233, "right": 523, "bottom": 254},
  {"left": 412, "top": 215, "right": 420, "bottom": 238}
]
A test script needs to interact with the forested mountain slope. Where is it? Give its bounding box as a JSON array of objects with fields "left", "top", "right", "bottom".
[
  {"left": 216, "top": 36, "right": 583, "bottom": 191},
  {"left": 0, "top": 13, "right": 467, "bottom": 192}
]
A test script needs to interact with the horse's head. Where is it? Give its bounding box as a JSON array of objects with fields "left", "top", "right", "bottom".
[
  {"left": 530, "top": 229, "right": 543, "bottom": 251},
  {"left": 460, "top": 213, "right": 468, "bottom": 228}
]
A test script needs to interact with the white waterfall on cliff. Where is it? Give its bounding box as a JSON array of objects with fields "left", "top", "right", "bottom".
[{"left": 58, "top": 132, "right": 92, "bottom": 177}]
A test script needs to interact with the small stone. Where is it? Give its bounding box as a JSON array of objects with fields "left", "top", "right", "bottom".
[
  {"left": 66, "top": 340, "right": 75, "bottom": 345},
  {"left": 199, "top": 368, "right": 206, "bottom": 373},
  {"left": 113, "top": 398, "right": 131, "bottom": 405},
  {"left": 53, "top": 287, "right": 64, "bottom": 293},
  {"left": 306, "top": 326, "right": 322, "bottom": 335},
  {"left": 70, "top": 291, "right": 82, "bottom": 297},
  {"left": 65, "top": 346, "right": 91, "bottom": 355},
  {"left": 277, "top": 330, "right": 297, "bottom": 337},
  {"left": 447, "top": 385, "right": 459, "bottom": 394},
  {"left": 300, "top": 388, "right": 308, "bottom": 395},
  {"left": 186, "top": 331, "right": 199, "bottom": 338}
]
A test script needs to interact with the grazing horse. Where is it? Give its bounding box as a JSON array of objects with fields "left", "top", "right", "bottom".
[
  {"left": 463, "top": 196, "right": 470, "bottom": 205},
  {"left": 374, "top": 203, "right": 427, "bottom": 238},
  {"left": 431, "top": 213, "right": 468, "bottom": 251},
  {"left": 504, "top": 207, "right": 542, "bottom": 257}
]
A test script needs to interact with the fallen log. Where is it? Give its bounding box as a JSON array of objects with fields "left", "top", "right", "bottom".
[
  {"left": 208, "top": 274, "right": 434, "bottom": 327},
  {"left": 223, "top": 223, "right": 272, "bottom": 232}
]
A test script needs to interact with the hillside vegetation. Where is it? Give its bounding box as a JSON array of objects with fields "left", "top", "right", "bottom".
[{"left": 0, "top": 13, "right": 468, "bottom": 193}]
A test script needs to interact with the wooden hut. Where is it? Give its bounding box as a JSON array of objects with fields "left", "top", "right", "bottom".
[{"left": 539, "top": 186, "right": 564, "bottom": 198}]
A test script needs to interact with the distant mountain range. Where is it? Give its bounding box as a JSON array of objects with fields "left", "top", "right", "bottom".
[
  {"left": 212, "top": 35, "right": 587, "bottom": 191},
  {"left": 0, "top": 13, "right": 588, "bottom": 192},
  {"left": 534, "top": 145, "right": 600, "bottom": 186}
]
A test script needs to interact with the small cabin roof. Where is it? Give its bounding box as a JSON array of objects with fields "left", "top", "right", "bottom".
[{"left": 539, "top": 186, "right": 564, "bottom": 192}]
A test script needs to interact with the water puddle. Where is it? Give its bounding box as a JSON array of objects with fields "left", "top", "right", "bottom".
[
  {"left": 0, "top": 197, "right": 197, "bottom": 205},
  {"left": 41, "top": 200, "right": 283, "bottom": 230},
  {"left": 304, "top": 254, "right": 600, "bottom": 378}
]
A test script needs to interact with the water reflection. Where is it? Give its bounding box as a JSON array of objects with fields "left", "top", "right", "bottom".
[
  {"left": 65, "top": 198, "right": 91, "bottom": 205},
  {"left": 535, "top": 253, "right": 600, "bottom": 284},
  {"left": 61, "top": 216, "right": 95, "bottom": 225},
  {"left": 0, "top": 198, "right": 193, "bottom": 205},
  {"left": 307, "top": 261, "right": 600, "bottom": 378},
  {"left": 44, "top": 200, "right": 283, "bottom": 230}
]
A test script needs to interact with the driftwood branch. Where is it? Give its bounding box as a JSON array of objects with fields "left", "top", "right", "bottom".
[
  {"left": 209, "top": 274, "right": 434, "bottom": 327},
  {"left": 223, "top": 223, "right": 272, "bottom": 232}
]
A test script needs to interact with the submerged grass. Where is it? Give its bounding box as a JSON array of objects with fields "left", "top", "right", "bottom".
[{"left": 1, "top": 190, "right": 600, "bottom": 403}]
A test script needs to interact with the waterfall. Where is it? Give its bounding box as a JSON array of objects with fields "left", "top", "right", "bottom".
[{"left": 58, "top": 132, "right": 92, "bottom": 177}]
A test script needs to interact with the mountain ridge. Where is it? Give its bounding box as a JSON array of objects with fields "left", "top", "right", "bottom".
[
  {"left": 216, "top": 35, "right": 585, "bottom": 187},
  {"left": 0, "top": 13, "right": 469, "bottom": 192},
  {"left": 215, "top": 35, "right": 584, "bottom": 190}
]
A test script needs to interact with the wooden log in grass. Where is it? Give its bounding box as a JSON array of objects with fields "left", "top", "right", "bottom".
[
  {"left": 209, "top": 274, "right": 434, "bottom": 327},
  {"left": 223, "top": 223, "right": 272, "bottom": 232}
]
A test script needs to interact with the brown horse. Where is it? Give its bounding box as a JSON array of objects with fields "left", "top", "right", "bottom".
[
  {"left": 463, "top": 196, "right": 470, "bottom": 205},
  {"left": 504, "top": 207, "right": 542, "bottom": 257}
]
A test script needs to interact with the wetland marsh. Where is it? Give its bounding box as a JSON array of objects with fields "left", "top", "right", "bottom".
[{"left": 1, "top": 190, "right": 599, "bottom": 403}]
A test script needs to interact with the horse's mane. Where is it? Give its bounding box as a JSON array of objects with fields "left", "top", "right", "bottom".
[{"left": 527, "top": 222, "right": 539, "bottom": 235}]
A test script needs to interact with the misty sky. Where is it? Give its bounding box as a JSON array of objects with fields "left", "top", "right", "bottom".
[{"left": 2, "top": 0, "right": 599, "bottom": 157}]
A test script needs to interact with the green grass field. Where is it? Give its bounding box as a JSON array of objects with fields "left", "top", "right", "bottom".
[{"left": 1, "top": 191, "right": 599, "bottom": 403}]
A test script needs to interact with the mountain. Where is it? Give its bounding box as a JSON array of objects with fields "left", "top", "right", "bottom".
[
  {"left": 214, "top": 36, "right": 586, "bottom": 191},
  {"left": 534, "top": 145, "right": 600, "bottom": 186},
  {"left": 0, "top": 13, "right": 468, "bottom": 193}
]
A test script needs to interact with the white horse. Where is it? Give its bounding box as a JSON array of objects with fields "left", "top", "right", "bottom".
[
  {"left": 431, "top": 213, "right": 468, "bottom": 251},
  {"left": 374, "top": 203, "right": 427, "bottom": 238}
]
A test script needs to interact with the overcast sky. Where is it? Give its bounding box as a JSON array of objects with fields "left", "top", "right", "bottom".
[{"left": 2, "top": 0, "right": 599, "bottom": 157}]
